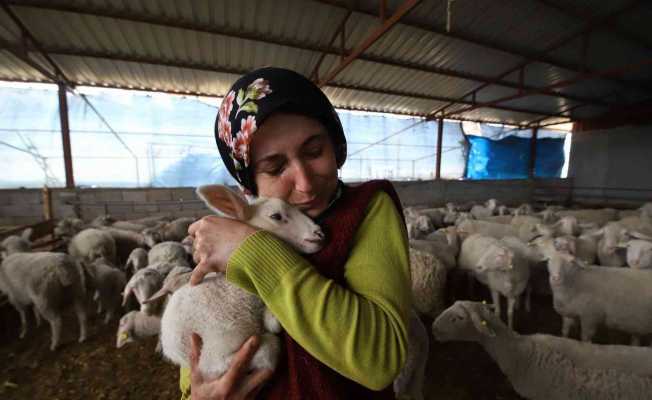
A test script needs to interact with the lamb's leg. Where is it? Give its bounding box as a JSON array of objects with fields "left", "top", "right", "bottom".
[
  {"left": 507, "top": 296, "right": 516, "bottom": 331},
  {"left": 561, "top": 317, "right": 575, "bottom": 338},
  {"left": 15, "top": 304, "right": 28, "bottom": 339},
  {"left": 579, "top": 317, "right": 597, "bottom": 343},
  {"left": 524, "top": 286, "right": 531, "bottom": 313},
  {"left": 74, "top": 299, "right": 88, "bottom": 343},
  {"left": 631, "top": 335, "right": 641, "bottom": 347},
  {"left": 43, "top": 311, "right": 63, "bottom": 351},
  {"left": 32, "top": 305, "right": 42, "bottom": 327},
  {"left": 249, "top": 333, "right": 281, "bottom": 372},
  {"left": 491, "top": 290, "right": 501, "bottom": 320}
]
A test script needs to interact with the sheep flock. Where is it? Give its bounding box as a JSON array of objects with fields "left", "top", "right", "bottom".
[{"left": 2, "top": 191, "right": 652, "bottom": 400}]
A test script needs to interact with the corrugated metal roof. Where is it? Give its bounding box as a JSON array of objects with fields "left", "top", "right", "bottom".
[{"left": 0, "top": 0, "right": 649, "bottom": 127}]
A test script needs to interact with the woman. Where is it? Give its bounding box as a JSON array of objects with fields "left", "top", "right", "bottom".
[{"left": 183, "top": 67, "right": 411, "bottom": 400}]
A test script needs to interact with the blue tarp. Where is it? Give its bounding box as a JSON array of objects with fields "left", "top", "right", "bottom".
[{"left": 465, "top": 135, "right": 565, "bottom": 179}]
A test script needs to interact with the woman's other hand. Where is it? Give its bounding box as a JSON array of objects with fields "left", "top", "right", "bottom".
[
  {"left": 188, "top": 216, "right": 258, "bottom": 285},
  {"left": 190, "top": 333, "right": 273, "bottom": 400}
]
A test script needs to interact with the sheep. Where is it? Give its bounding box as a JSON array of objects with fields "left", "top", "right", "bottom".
[
  {"left": 547, "top": 253, "right": 652, "bottom": 345},
  {"left": 100, "top": 227, "right": 148, "bottom": 265},
  {"left": 84, "top": 257, "right": 126, "bottom": 324},
  {"left": 393, "top": 309, "right": 429, "bottom": 400},
  {"left": 408, "top": 248, "right": 447, "bottom": 318},
  {"left": 457, "top": 219, "right": 518, "bottom": 240},
  {"left": 617, "top": 239, "right": 652, "bottom": 269},
  {"left": 68, "top": 228, "right": 117, "bottom": 265},
  {"left": 0, "top": 228, "right": 32, "bottom": 257},
  {"left": 142, "top": 217, "right": 195, "bottom": 247},
  {"left": 53, "top": 218, "right": 86, "bottom": 240},
  {"left": 122, "top": 267, "right": 165, "bottom": 315},
  {"left": 432, "top": 300, "right": 652, "bottom": 400},
  {"left": 458, "top": 234, "right": 529, "bottom": 329},
  {"left": 148, "top": 241, "right": 190, "bottom": 267},
  {"left": 470, "top": 198, "right": 498, "bottom": 219},
  {"left": 125, "top": 247, "right": 148, "bottom": 276},
  {"left": 142, "top": 266, "right": 193, "bottom": 306},
  {"left": 406, "top": 215, "right": 435, "bottom": 240},
  {"left": 513, "top": 203, "right": 534, "bottom": 216},
  {"left": 0, "top": 252, "right": 88, "bottom": 350},
  {"left": 160, "top": 184, "right": 325, "bottom": 380},
  {"left": 497, "top": 205, "right": 511, "bottom": 216},
  {"left": 595, "top": 222, "right": 630, "bottom": 267},
  {"left": 410, "top": 227, "right": 459, "bottom": 271},
  {"left": 116, "top": 310, "right": 161, "bottom": 349},
  {"left": 556, "top": 208, "right": 618, "bottom": 227}
]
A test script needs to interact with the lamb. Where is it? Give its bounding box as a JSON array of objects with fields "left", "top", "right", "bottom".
[
  {"left": 160, "top": 184, "right": 325, "bottom": 380},
  {"left": 125, "top": 247, "right": 148, "bottom": 275},
  {"left": 0, "top": 228, "right": 32, "bottom": 257},
  {"left": 84, "top": 257, "right": 126, "bottom": 324},
  {"left": 458, "top": 234, "right": 529, "bottom": 329},
  {"left": 408, "top": 248, "right": 447, "bottom": 318},
  {"left": 142, "top": 266, "right": 193, "bottom": 306},
  {"left": 54, "top": 218, "right": 86, "bottom": 240},
  {"left": 617, "top": 239, "right": 652, "bottom": 269},
  {"left": 432, "top": 300, "right": 652, "bottom": 400},
  {"left": 148, "top": 241, "right": 190, "bottom": 267},
  {"left": 470, "top": 198, "right": 498, "bottom": 219},
  {"left": 142, "top": 217, "right": 195, "bottom": 247},
  {"left": 68, "top": 228, "right": 117, "bottom": 265},
  {"left": 100, "top": 227, "right": 148, "bottom": 265},
  {"left": 410, "top": 227, "right": 459, "bottom": 271},
  {"left": 457, "top": 219, "right": 518, "bottom": 240},
  {"left": 547, "top": 253, "right": 652, "bottom": 345},
  {"left": 122, "top": 267, "right": 165, "bottom": 315},
  {"left": 406, "top": 215, "right": 435, "bottom": 240},
  {"left": 513, "top": 203, "right": 534, "bottom": 216},
  {"left": 595, "top": 222, "right": 630, "bottom": 266},
  {"left": 0, "top": 252, "right": 88, "bottom": 350},
  {"left": 116, "top": 310, "right": 161, "bottom": 349},
  {"left": 556, "top": 208, "right": 618, "bottom": 227}
]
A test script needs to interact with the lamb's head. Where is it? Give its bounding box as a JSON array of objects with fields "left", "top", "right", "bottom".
[
  {"left": 539, "top": 209, "right": 558, "bottom": 224},
  {"left": 196, "top": 185, "right": 325, "bottom": 254},
  {"left": 618, "top": 239, "right": 652, "bottom": 269},
  {"left": 141, "top": 227, "right": 163, "bottom": 248},
  {"left": 485, "top": 198, "right": 498, "bottom": 212},
  {"left": 92, "top": 214, "right": 115, "bottom": 227},
  {"left": 0, "top": 228, "right": 32, "bottom": 257},
  {"left": 477, "top": 244, "right": 513, "bottom": 273},
  {"left": 116, "top": 311, "right": 137, "bottom": 348},
  {"left": 546, "top": 252, "right": 580, "bottom": 286},
  {"left": 432, "top": 301, "right": 497, "bottom": 342},
  {"left": 553, "top": 236, "right": 576, "bottom": 255}
]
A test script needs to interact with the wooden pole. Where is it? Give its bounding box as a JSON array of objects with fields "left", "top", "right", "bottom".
[
  {"left": 435, "top": 118, "right": 443, "bottom": 179},
  {"left": 42, "top": 186, "right": 53, "bottom": 221},
  {"left": 529, "top": 127, "right": 539, "bottom": 178},
  {"left": 58, "top": 83, "right": 75, "bottom": 188}
]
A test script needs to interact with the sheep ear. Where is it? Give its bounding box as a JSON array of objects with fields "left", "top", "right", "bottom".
[
  {"left": 629, "top": 231, "right": 652, "bottom": 241},
  {"left": 22, "top": 228, "right": 33, "bottom": 241},
  {"left": 196, "top": 185, "right": 251, "bottom": 220},
  {"left": 460, "top": 302, "right": 496, "bottom": 337}
]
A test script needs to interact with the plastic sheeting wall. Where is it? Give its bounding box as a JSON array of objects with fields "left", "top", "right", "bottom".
[{"left": 465, "top": 125, "right": 566, "bottom": 180}]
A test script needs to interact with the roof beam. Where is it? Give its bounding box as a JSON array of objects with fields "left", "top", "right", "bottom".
[
  {"left": 534, "top": 0, "right": 652, "bottom": 52},
  {"left": 317, "top": 0, "right": 422, "bottom": 86},
  {"left": 4, "top": 1, "right": 610, "bottom": 107},
  {"left": 310, "top": 9, "right": 353, "bottom": 81},
  {"left": 315, "top": 0, "right": 647, "bottom": 93},
  {"left": 0, "top": 43, "right": 569, "bottom": 120},
  {"left": 436, "top": 54, "right": 652, "bottom": 121},
  {"left": 430, "top": 0, "right": 646, "bottom": 119}
]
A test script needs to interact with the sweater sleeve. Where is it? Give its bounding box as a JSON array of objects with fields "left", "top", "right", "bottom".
[{"left": 225, "top": 191, "right": 411, "bottom": 390}]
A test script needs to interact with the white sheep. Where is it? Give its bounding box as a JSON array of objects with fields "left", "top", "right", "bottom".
[
  {"left": 556, "top": 208, "right": 618, "bottom": 227},
  {"left": 470, "top": 198, "right": 498, "bottom": 219},
  {"left": 116, "top": 310, "right": 161, "bottom": 349},
  {"left": 408, "top": 248, "right": 447, "bottom": 318},
  {"left": 0, "top": 252, "right": 88, "bottom": 350},
  {"left": 148, "top": 241, "right": 190, "bottom": 267},
  {"left": 547, "top": 252, "right": 652, "bottom": 345},
  {"left": 0, "top": 228, "right": 33, "bottom": 257},
  {"left": 125, "top": 247, "right": 148, "bottom": 275},
  {"left": 68, "top": 228, "right": 117, "bottom": 265},
  {"left": 122, "top": 267, "right": 165, "bottom": 315},
  {"left": 100, "top": 227, "right": 148, "bottom": 265},
  {"left": 458, "top": 234, "right": 529, "bottom": 330},
  {"left": 457, "top": 219, "right": 518, "bottom": 240},
  {"left": 160, "top": 185, "right": 325, "bottom": 380},
  {"left": 84, "top": 257, "right": 126, "bottom": 324},
  {"left": 617, "top": 239, "right": 652, "bottom": 270},
  {"left": 432, "top": 300, "right": 652, "bottom": 400},
  {"left": 410, "top": 227, "right": 459, "bottom": 271},
  {"left": 143, "top": 266, "right": 193, "bottom": 306},
  {"left": 142, "top": 217, "right": 195, "bottom": 247}
]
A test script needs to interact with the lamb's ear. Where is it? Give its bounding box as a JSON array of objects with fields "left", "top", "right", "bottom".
[
  {"left": 196, "top": 185, "right": 251, "bottom": 220},
  {"left": 629, "top": 231, "right": 652, "bottom": 241},
  {"left": 460, "top": 302, "right": 496, "bottom": 337},
  {"left": 22, "top": 227, "right": 33, "bottom": 241}
]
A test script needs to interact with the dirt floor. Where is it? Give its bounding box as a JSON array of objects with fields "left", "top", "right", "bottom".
[{"left": 0, "top": 285, "right": 635, "bottom": 400}]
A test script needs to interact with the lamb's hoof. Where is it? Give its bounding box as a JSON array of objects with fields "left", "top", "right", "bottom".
[
  {"left": 78, "top": 336, "right": 87, "bottom": 343},
  {"left": 19, "top": 331, "right": 26, "bottom": 339}
]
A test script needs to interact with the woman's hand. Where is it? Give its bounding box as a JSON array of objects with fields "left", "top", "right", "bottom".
[
  {"left": 188, "top": 216, "right": 258, "bottom": 285},
  {"left": 190, "top": 333, "right": 274, "bottom": 400}
]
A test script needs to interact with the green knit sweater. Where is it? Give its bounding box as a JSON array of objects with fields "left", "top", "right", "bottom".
[{"left": 180, "top": 191, "right": 411, "bottom": 398}]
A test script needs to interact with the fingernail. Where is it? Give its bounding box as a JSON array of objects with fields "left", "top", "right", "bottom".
[{"left": 248, "top": 336, "right": 259, "bottom": 348}]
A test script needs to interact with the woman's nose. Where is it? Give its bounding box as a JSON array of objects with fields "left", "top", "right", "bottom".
[{"left": 292, "top": 161, "right": 314, "bottom": 193}]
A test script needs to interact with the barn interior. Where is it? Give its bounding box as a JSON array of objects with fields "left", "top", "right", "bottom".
[{"left": 1, "top": 1, "right": 651, "bottom": 399}]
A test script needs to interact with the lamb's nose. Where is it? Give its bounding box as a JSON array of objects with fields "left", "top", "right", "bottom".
[{"left": 314, "top": 229, "right": 325, "bottom": 240}]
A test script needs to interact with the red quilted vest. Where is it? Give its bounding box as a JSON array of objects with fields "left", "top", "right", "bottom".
[{"left": 261, "top": 179, "right": 405, "bottom": 400}]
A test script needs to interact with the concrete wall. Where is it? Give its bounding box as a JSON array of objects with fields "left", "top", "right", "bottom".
[
  {"left": 568, "top": 124, "right": 652, "bottom": 207},
  {"left": 0, "top": 179, "right": 571, "bottom": 226}
]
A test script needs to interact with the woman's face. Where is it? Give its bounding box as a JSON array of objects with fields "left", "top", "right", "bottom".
[{"left": 250, "top": 113, "right": 339, "bottom": 218}]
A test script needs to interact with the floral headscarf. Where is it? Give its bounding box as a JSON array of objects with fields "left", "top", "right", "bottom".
[{"left": 215, "top": 67, "right": 347, "bottom": 194}]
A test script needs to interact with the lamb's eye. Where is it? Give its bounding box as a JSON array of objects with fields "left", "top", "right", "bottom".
[{"left": 270, "top": 213, "right": 282, "bottom": 221}]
